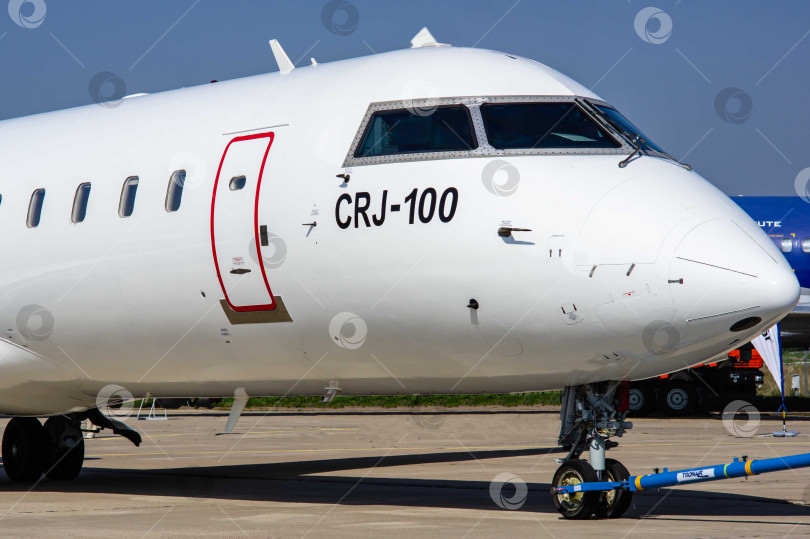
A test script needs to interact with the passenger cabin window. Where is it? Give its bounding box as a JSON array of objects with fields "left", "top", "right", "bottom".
[
  {"left": 229, "top": 176, "right": 246, "bottom": 191},
  {"left": 27, "top": 189, "right": 45, "bottom": 228},
  {"left": 782, "top": 238, "right": 793, "bottom": 253},
  {"left": 119, "top": 176, "right": 139, "bottom": 218},
  {"left": 71, "top": 182, "right": 91, "bottom": 224},
  {"left": 354, "top": 105, "right": 477, "bottom": 158},
  {"left": 803, "top": 239, "right": 810, "bottom": 253},
  {"left": 165, "top": 170, "right": 185, "bottom": 212},
  {"left": 480, "top": 103, "right": 621, "bottom": 150}
]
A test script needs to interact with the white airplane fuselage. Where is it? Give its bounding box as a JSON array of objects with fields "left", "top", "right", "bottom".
[{"left": 0, "top": 46, "right": 799, "bottom": 415}]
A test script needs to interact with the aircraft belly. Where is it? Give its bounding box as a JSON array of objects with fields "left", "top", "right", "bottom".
[{"left": 0, "top": 340, "right": 85, "bottom": 415}]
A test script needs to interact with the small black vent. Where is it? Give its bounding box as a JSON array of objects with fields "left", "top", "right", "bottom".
[{"left": 729, "top": 317, "right": 762, "bottom": 333}]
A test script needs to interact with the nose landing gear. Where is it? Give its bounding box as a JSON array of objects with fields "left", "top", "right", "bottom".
[{"left": 553, "top": 382, "right": 634, "bottom": 519}]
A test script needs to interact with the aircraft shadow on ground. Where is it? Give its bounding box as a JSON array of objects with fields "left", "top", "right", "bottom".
[
  {"left": 163, "top": 409, "right": 560, "bottom": 419},
  {"left": 0, "top": 445, "right": 809, "bottom": 522}
]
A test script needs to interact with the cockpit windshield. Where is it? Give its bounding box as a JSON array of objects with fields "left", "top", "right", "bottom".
[
  {"left": 591, "top": 103, "right": 667, "bottom": 155},
  {"left": 480, "top": 103, "right": 621, "bottom": 150},
  {"left": 342, "top": 97, "right": 660, "bottom": 167}
]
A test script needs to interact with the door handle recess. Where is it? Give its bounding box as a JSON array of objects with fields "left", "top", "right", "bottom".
[
  {"left": 498, "top": 227, "right": 532, "bottom": 237},
  {"left": 260, "top": 225, "right": 269, "bottom": 247},
  {"left": 230, "top": 268, "right": 251, "bottom": 275}
]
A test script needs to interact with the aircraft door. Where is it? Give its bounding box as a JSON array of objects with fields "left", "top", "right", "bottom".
[{"left": 211, "top": 132, "right": 277, "bottom": 312}]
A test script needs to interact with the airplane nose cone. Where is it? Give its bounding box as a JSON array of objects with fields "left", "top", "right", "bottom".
[{"left": 670, "top": 219, "right": 799, "bottom": 332}]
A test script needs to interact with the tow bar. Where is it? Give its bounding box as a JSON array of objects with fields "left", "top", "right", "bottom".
[{"left": 553, "top": 451, "right": 810, "bottom": 497}]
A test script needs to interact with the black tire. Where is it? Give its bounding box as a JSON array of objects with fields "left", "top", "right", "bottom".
[
  {"left": 2, "top": 418, "right": 46, "bottom": 482},
  {"left": 551, "top": 459, "right": 599, "bottom": 519},
  {"left": 628, "top": 386, "right": 653, "bottom": 417},
  {"left": 593, "top": 458, "right": 633, "bottom": 518},
  {"left": 659, "top": 382, "right": 693, "bottom": 416},
  {"left": 44, "top": 437, "right": 84, "bottom": 481}
]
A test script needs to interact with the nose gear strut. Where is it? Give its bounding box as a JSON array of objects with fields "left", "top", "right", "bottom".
[{"left": 552, "top": 382, "right": 633, "bottom": 519}]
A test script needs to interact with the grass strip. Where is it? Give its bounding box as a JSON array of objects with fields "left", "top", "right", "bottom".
[{"left": 212, "top": 391, "right": 562, "bottom": 409}]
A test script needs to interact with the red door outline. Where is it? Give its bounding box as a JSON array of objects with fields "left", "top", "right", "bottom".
[{"left": 210, "top": 132, "right": 277, "bottom": 312}]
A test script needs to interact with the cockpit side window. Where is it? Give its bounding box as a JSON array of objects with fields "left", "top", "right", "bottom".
[
  {"left": 354, "top": 105, "right": 477, "bottom": 158},
  {"left": 480, "top": 103, "right": 620, "bottom": 150}
]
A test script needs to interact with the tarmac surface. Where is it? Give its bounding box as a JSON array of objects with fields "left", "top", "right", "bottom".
[{"left": 0, "top": 407, "right": 809, "bottom": 537}]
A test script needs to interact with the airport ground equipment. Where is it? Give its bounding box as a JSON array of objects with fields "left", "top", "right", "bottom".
[
  {"left": 629, "top": 344, "right": 764, "bottom": 416},
  {"left": 551, "top": 451, "right": 810, "bottom": 519}
]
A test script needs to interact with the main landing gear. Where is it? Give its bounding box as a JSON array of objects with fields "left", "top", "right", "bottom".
[
  {"left": 551, "top": 382, "right": 634, "bottom": 519},
  {"left": 1, "top": 410, "right": 141, "bottom": 482}
]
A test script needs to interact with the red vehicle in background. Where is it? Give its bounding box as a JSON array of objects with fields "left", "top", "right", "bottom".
[{"left": 628, "top": 344, "right": 765, "bottom": 415}]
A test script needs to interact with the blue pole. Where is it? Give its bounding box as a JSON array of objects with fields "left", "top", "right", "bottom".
[
  {"left": 631, "top": 451, "right": 810, "bottom": 491},
  {"left": 553, "top": 451, "right": 810, "bottom": 494}
]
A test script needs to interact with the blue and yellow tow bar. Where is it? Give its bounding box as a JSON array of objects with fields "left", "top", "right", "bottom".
[{"left": 553, "top": 451, "right": 810, "bottom": 494}]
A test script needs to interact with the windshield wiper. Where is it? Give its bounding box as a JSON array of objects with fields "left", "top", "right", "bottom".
[
  {"left": 579, "top": 98, "right": 693, "bottom": 171},
  {"left": 605, "top": 121, "right": 648, "bottom": 168},
  {"left": 618, "top": 134, "right": 644, "bottom": 168},
  {"left": 618, "top": 136, "right": 692, "bottom": 170},
  {"left": 575, "top": 99, "right": 646, "bottom": 168},
  {"left": 610, "top": 121, "right": 692, "bottom": 171}
]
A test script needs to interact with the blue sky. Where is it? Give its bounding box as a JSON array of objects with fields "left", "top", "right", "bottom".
[{"left": 0, "top": 0, "right": 808, "bottom": 195}]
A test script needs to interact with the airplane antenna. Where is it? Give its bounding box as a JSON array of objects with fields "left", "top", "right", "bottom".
[
  {"left": 410, "top": 27, "right": 449, "bottom": 48},
  {"left": 269, "top": 39, "right": 295, "bottom": 74}
]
